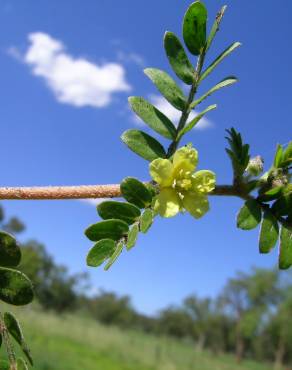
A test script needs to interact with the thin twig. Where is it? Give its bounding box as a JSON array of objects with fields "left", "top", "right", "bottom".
[
  {"left": 0, "top": 184, "right": 121, "bottom": 200},
  {"left": 0, "top": 184, "right": 245, "bottom": 200}
]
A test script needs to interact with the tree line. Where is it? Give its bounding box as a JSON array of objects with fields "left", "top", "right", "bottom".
[{"left": 2, "top": 205, "right": 291, "bottom": 369}]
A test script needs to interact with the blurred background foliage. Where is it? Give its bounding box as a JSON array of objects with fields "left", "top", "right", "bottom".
[{"left": 1, "top": 204, "right": 291, "bottom": 369}]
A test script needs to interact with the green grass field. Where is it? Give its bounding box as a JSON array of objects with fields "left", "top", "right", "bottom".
[{"left": 0, "top": 307, "right": 273, "bottom": 370}]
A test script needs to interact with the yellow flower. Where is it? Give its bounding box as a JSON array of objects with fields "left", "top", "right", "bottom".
[{"left": 149, "top": 145, "right": 216, "bottom": 218}]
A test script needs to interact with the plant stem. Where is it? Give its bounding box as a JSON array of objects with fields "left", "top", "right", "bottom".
[
  {"left": 167, "top": 49, "right": 206, "bottom": 157},
  {"left": 3, "top": 183, "right": 288, "bottom": 224},
  {"left": 0, "top": 184, "right": 247, "bottom": 200},
  {"left": 0, "top": 184, "right": 121, "bottom": 200}
]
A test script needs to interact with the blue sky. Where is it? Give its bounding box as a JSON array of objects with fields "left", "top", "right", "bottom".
[{"left": 0, "top": 0, "right": 291, "bottom": 315}]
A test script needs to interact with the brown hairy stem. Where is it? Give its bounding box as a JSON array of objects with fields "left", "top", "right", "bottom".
[{"left": 0, "top": 184, "right": 244, "bottom": 200}]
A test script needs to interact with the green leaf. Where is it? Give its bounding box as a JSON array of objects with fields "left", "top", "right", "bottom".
[
  {"left": 128, "top": 97, "right": 176, "bottom": 139},
  {"left": 140, "top": 209, "right": 154, "bottom": 234},
  {"left": 17, "top": 358, "right": 28, "bottom": 370},
  {"left": 126, "top": 224, "right": 139, "bottom": 250},
  {"left": 272, "top": 186, "right": 292, "bottom": 218},
  {"left": 191, "top": 77, "right": 237, "bottom": 108},
  {"left": 121, "top": 129, "right": 166, "bottom": 161},
  {"left": 4, "top": 311, "right": 22, "bottom": 342},
  {"left": 120, "top": 177, "right": 153, "bottom": 209},
  {"left": 199, "top": 42, "right": 241, "bottom": 83},
  {"left": 0, "top": 360, "right": 9, "bottom": 370},
  {"left": 86, "top": 239, "right": 116, "bottom": 267},
  {"left": 259, "top": 210, "right": 279, "bottom": 253},
  {"left": 104, "top": 241, "right": 124, "bottom": 271},
  {"left": 178, "top": 104, "right": 217, "bottom": 138},
  {"left": 144, "top": 68, "right": 186, "bottom": 111},
  {"left": 206, "top": 5, "right": 227, "bottom": 52},
  {"left": 279, "top": 224, "right": 292, "bottom": 270},
  {"left": 0, "top": 231, "right": 21, "bottom": 268},
  {"left": 164, "top": 31, "right": 195, "bottom": 85},
  {"left": 183, "top": 1, "right": 207, "bottom": 56},
  {"left": 85, "top": 219, "right": 129, "bottom": 242},
  {"left": 0, "top": 268, "right": 34, "bottom": 306},
  {"left": 273, "top": 144, "right": 284, "bottom": 168},
  {"left": 225, "top": 128, "right": 250, "bottom": 178},
  {"left": 145, "top": 183, "right": 158, "bottom": 198},
  {"left": 4, "top": 312, "right": 33, "bottom": 366},
  {"left": 258, "top": 186, "right": 284, "bottom": 202},
  {"left": 281, "top": 141, "right": 292, "bottom": 167},
  {"left": 265, "top": 186, "right": 283, "bottom": 197},
  {"left": 237, "top": 200, "right": 262, "bottom": 230},
  {"left": 284, "top": 141, "right": 292, "bottom": 158},
  {"left": 97, "top": 201, "right": 141, "bottom": 225}
]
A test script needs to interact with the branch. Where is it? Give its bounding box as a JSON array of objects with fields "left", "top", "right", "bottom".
[
  {"left": 0, "top": 184, "right": 120, "bottom": 200},
  {"left": 0, "top": 184, "right": 245, "bottom": 200}
]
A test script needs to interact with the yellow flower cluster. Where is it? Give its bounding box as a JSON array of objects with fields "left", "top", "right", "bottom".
[{"left": 149, "top": 145, "right": 216, "bottom": 218}]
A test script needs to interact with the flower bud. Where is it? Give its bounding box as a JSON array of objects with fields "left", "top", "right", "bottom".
[{"left": 246, "top": 156, "right": 264, "bottom": 176}]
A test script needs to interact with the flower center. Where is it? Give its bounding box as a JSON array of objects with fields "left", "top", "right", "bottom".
[
  {"left": 176, "top": 178, "right": 192, "bottom": 191},
  {"left": 174, "top": 170, "right": 193, "bottom": 192}
]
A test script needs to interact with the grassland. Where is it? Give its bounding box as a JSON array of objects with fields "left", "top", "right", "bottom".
[{"left": 0, "top": 308, "right": 273, "bottom": 370}]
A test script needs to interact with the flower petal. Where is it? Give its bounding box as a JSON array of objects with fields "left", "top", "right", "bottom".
[
  {"left": 182, "top": 192, "right": 210, "bottom": 219},
  {"left": 154, "top": 188, "right": 181, "bottom": 218},
  {"left": 191, "top": 170, "right": 216, "bottom": 194},
  {"left": 149, "top": 158, "right": 174, "bottom": 187},
  {"left": 173, "top": 145, "right": 198, "bottom": 173}
]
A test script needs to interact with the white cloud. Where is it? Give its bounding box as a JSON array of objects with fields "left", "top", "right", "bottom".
[
  {"left": 132, "top": 95, "right": 213, "bottom": 130},
  {"left": 22, "top": 32, "right": 131, "bottom": 108},
  {"left": 116, "top": 50, "right": 145, "bottom": 67}
]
